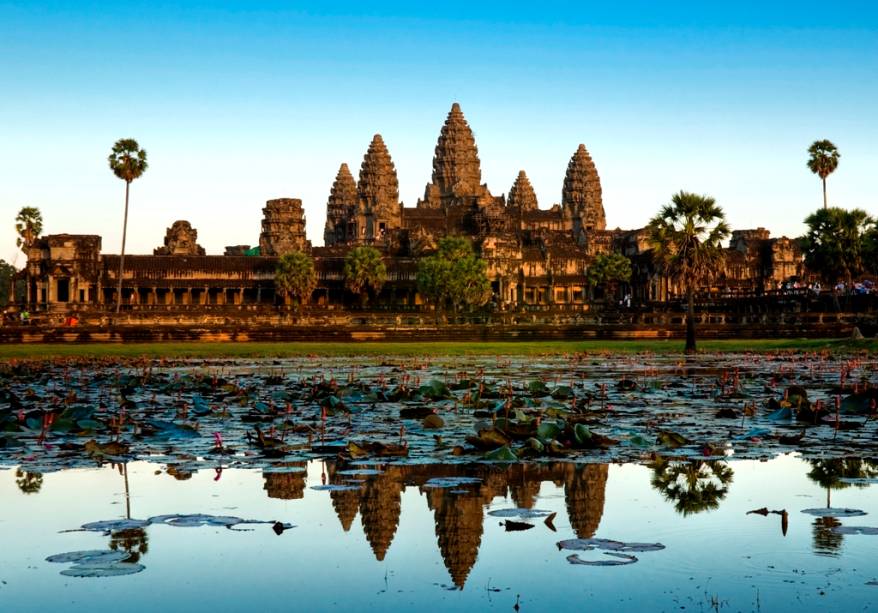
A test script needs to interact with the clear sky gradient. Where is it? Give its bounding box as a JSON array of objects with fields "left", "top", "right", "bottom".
[{"left": 1, "top": 1, "right": 876, "bottom": 264}]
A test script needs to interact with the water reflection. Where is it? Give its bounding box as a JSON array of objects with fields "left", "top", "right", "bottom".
[
  {"left": 15, "top": 468, "right": 43, "bottom": 494},
  {"left": 806, "top": 458, "right": 878, "bottom": 556},
  {"left": 109, "top": 528, "right": 149, "bottom": 564},
  {"left": 262, "top": 463, "right": 307, "bottom": 500},
  {"left": 8, "top": 454, "right": 878, "bottom": 611},
  {"left": 649, "top": 458, "right": 734, "bottom": 516}
]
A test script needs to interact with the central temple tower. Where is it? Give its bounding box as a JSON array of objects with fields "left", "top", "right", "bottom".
[{"left": 418, "top": 103, "right": 500, "bottom": 211}]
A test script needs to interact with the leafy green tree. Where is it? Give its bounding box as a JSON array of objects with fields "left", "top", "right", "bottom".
[
  {"left": 108, "top": 139, "right": 148, "bottom": 313},
  {"left": 15, "top": 206, "right": 43, "bottom": 252},
  {"left": 650, "top": 458, "right": 734, "bottom": 516},
  {"left": 587, "top": 253, "right": 632, "bottom": 301},
  {"left": 416, "top": 236, "right": 491, "bottom": 313},
  {"left": 647, "top": 191, "right": 730, "bottom": 353},
  {"left": 275, "top": 251, "right": 317, "bottom": 308},
  {"left": 0, "top": 260, "right": 24, "bottom": 305},
  {"left": 864, "top": 227, "right": 878, "bottom": 276},
  {"left": 807, "top": 139, "right": 840, "bottom": 210},
  {"left": 343, "top": 246, "right": 387, "bottom": 306},
  {"left": 800, "top": 207, "right": 875, "bottom": 285}
]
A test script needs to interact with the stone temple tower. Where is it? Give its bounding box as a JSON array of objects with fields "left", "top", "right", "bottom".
[
  {"left": 562, "top": 144, "right": 605, "bottom": 233},
  {"left": 259, "top": 198, "right": 309, "bottom": 256},
  {"left": 419, "top": 102, "right": 498, "bottom": 210},
  {"left": 507, "top": 170, "right": 539, "bottom": 211},
  {"left": 356, "top": 134, "right": 402, "bottom": 241},
  {"left": 323, "top": 163, "right": 359, "bottom": 246}
]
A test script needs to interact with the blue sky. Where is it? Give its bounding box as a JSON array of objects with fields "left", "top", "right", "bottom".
[{"left": 1, "top": 1, "right": 876, "bottom": 263}]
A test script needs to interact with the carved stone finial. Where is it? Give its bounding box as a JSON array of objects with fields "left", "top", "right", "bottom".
[{"left": 154, "top": 220, "right": 205, "bottom": 256}]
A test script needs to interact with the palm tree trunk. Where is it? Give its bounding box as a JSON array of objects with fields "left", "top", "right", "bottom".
[
  {"left": 822, "top": 177, "right": 827, "bottom": 210},
  {"left": 115, "top": 181, "right": 130, "bottom": 314},
  {"left": 685, "top": 285, "right": 696, "bottom": 354}
]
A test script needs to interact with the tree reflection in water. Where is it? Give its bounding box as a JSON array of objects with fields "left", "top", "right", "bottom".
[
  {"left": 806, "top": 458, "right": 878, "bottom": 557},
  {"left": 109, "top": 528, "right": 149, "bottom": 563},
  {"left": 650, "top": 458, "right": 734, "bottom": 516},
  {"left": 15, "top": 468, "right": 43, "bottom": 494}
]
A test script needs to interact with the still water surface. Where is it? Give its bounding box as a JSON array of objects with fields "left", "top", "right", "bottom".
[{"left": 2, "top": 455, "right": 877, "bottom": 612}]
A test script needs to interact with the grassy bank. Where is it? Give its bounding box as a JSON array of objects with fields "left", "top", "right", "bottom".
[{"left": 1, "top": 338, "right": 875, "bottom": 359}]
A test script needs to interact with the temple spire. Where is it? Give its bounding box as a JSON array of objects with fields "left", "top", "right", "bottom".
[
  {"left": 431, "top": 102, "right": 482, "bottom": 198},
  {"left": 324, "top": 163, "right": 358, "bottom": 246},
  {"left": 507, "top": 170, "right": 538, "bottom": 211},
  {"left": 562, "top": 144, "right": 605, "bottom": 231},
  {"left": 357, "top": 134, "right": 399, "bottom": 210}
]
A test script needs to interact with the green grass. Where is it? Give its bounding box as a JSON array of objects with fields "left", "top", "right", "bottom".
[{"left": 1, "top": 338, "right": 875, "bottom": 359}]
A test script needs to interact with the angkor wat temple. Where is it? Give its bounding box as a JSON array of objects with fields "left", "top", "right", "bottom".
[{"left": 24, "top": 103, "right": 802, "bottom": 314}]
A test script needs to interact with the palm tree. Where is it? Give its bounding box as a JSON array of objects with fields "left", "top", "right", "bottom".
[
  {"left": 650, "top": 458, "right": 734, "bottom": 516},
  {"left": 15, "top": 207, "right": 43, "bottom": 307},
  {"left": 343, "top": 246, "right": 387, "bottom": 306},
  {"left": 15, "top": 206, "right": 43, "bottom": 252},
  {"left": 807, "top": 140, "right": 840, "bottom": 210},
  {"left": 801, "top": 207, "right": 875, "bottom": 287},
  {"left": 275, "top": 251, "right": 317, "bottom": 309},
  {"left": 108, "top": 139, "right": 148, "bottom": 313},
  {"left": 646, "top": 191, "right": 730, "bottom": 353}
]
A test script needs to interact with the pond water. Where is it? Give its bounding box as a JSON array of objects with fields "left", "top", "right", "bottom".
[
  {"left": 3, "top": 455, "right": 878, "bottom": 612},
  {"left": 2, "top": 353, "right": 878, "bottom": 611}
]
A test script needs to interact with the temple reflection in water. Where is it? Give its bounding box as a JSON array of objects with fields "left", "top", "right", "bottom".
[{"left": 262, "top": 462, "right": 610, "bottom": 589}]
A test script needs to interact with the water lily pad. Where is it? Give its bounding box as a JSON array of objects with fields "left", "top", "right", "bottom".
[
  {"left": 80, "top": 519, "right": 150, "bottom": 532},
  {"left": 148, "top": 514, "right": 246, "bottom": 527},
  {"left": 484, "top": 445, "right": 518, "bottom": 462},
  {"left": 61, "top": 562, "right": 145, "bottom": 577},
  {"left": 801, "top": 508, "right": 867, "bottom": 517},
  {"left": 557, "top": 538, "right": 666, "bottom": 552},
  {"left": 46, "top": 550, "right": 129, "bottom": 564},
  {"left": 831, "top": 526, "right": 878, "bottom": 535},
  {"left": 424, "top": 477, "right": 482, "bottom": 488},
  {"left": 337, "top": 468, "right": 384, "bottom": 476},
  {"left": 488, "top": 508, "right": 554, "bottom": 519},
  {"left": 262, "top": 465, "right": 307, "bottom": 474},
  {"left": 566, "top": 552, "right": 638, "bottom": 566}
]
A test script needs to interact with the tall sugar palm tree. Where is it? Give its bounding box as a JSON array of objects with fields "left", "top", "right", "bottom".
[
  {"left": 807, "top": 140, "right": 840, "bottom": 210},
  {"left": 108, "top": 139, "right": 148, "bottom": 313},
  {"left": 647, "top": 191, "right": 730, "bottom": 353},
  {"left": 275, "top": 251, "right": 317, "bottom": 310},
  {"left": 15, "top": 206, "right": 43, "bottom": 306},
  {"left": 15, "top": 206, "right": 43, "bottom": 252},
  {"left": 343, "top": 245, "right": 387, "bottom": 306}
]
